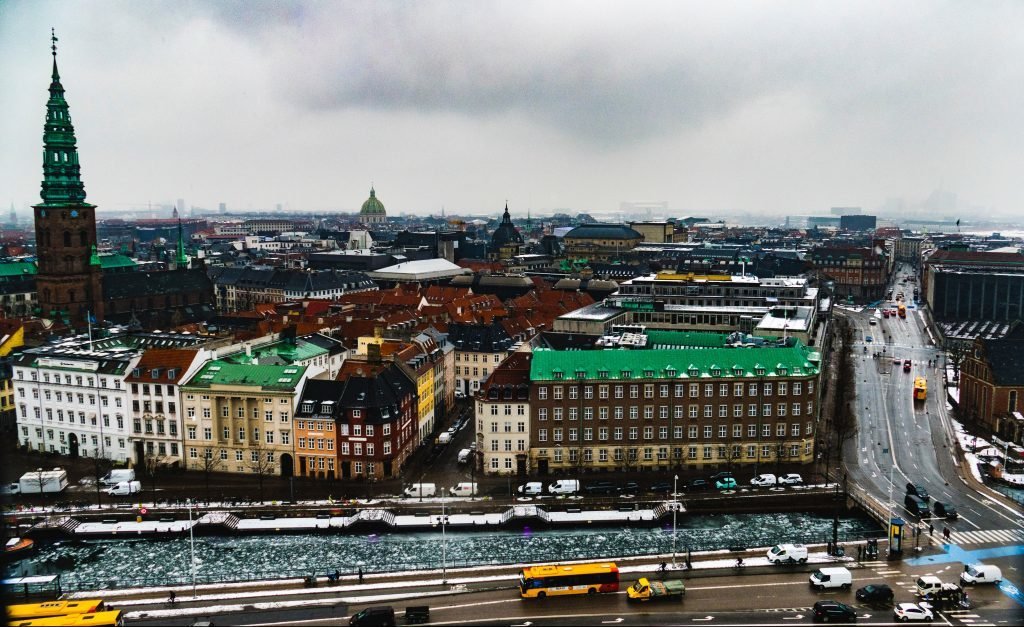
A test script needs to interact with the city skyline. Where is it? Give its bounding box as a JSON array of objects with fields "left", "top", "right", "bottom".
[{"left": 1, "top": 1, "right": 1022, "bottom": 217}]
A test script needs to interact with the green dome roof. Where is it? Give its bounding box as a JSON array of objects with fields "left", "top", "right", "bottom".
[{"left": 360, "top": 187, "right": 386, "bottom": 215}]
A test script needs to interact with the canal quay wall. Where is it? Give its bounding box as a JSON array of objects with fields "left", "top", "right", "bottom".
[{"left": 16, "top": 485, "right": 860, "bottom": 541}]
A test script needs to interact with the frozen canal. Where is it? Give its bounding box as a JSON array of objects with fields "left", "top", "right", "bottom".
[{"left": 7, "top": 511, "right": 880, "bottom": 591}]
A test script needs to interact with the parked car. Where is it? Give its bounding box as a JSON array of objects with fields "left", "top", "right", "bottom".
[
  {"left": 618, "top": 482, "right": 640, "bottom": 495},
  {"left": 893, "top": 603, "right": 933, "bottom": 622},
  {"left": 584, "top": 481, "right": 617, "bottom": 495},
  {"left": 865, "top": 335, "right": 873, "bottom": 342},
  {"left": 869, "top": 319, "right": 877, "bottom": 325},
  {"left": 932, "top": 501, "right": 958, "bottom": 519},
  {"left": 812, "top": 600, "right": 856, "bottom": 622},
  {"left": 687, "top": 479, "right": 709, "bottom": 492},
  {"left": 856, "top": 583, "right": 894, "bottom": 603},
  {"left": 778, "top": 474, "right": 803, "bottom": 486},
  {"left": 548, "top": 479, "right": 580, "bottom": 495},
  {"left": 715, "top": 477, "right": 737, "bottom": 490},
  {"left": 708, "top": 471, "right": 733, "bottom": 483},
  {"left": 905, "top": 483, "right": 930, "bottom": 501},
  {"left": 750, "top": 473, "right": 777, "bottom": 487},
  {"left": 649, "top": 482, "right": 674, "bottom": 494},
  {"left": 767, "top": 543, "right": 808, "bottom": 564}
]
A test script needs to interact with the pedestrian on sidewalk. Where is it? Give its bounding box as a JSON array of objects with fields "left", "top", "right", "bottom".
[
  {"left": 358, "top": 567, "right": 364, "bottom": 584},
  {"left": 943, "top": 527, "right": 951, "bottom": 542},
  {"left": 928, "top": 523, "right": 934, "bottom": 536},
  {"left": 857, "top": 545, "right": 863, "bottom": 560}
]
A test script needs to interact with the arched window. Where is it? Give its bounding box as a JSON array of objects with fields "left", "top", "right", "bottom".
[
  {"left": 79, "top": 230, "right": 87, "bottom": 246},
  {"left": 63, "top": 231, "right": 71, "bottom": 247}
]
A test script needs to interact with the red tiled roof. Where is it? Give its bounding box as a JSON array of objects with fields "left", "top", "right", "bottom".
[{"left": 126, "top": 349, "right": 200, "bottom": 384}]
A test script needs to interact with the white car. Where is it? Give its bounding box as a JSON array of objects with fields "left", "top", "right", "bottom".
[
  {"left": 0, "top": 483, "right": 20, "bottom": 496},
  {"left": 750, "top": 473, "right": 777, "bottom": 487},
  {"left": 778, "top": 474, "right": 803, "bottom": 486},
  {"left": 893, "top": 603, "right": 934, "bottom": 622}
]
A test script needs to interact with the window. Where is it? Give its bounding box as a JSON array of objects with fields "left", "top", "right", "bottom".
[
  {"left": 703, "top": 405, "right": 712, "bottom": 418},
  {"left": 553, "top": 386, "right": 563, "bottom": 400},
  {"left": 688, "top": 425, "right": 698, "bottom": 439},
  {"left": 764, "top": 383, "right": 773, "bottom": 396},
  {"left": 793, "top": 382, "right": 802, "bottom": 395},
  {"left": 776, "top": 423, "right": 786, "bottom": 437},
  {"left": 748, "top": 383, "right": 758, "bottom": 396},
  {"left": 792, "top": 403, "right": 801, "bottom": 416},
  {"left": 778, "top": 382, "right": 788, "bottom": 396},
  {"left": 614, "top": 427, "right": 623, "bottom": 440},
  {"left": 538, "top": 387, "right": 548, "bottom": 400},
  {"left": 615, "top": 385, "right": 623, "bottom": 399},
  {"left": 689, "top": 384, "right": 698, "bottom": 398}
]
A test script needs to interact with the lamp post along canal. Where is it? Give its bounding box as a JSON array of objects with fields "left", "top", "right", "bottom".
[
  {"left": 672, "top": 474, "right": 678, "bottom": 567},
  {"left": 441, "top": 487, "right": 448, "bottom": 584},
  {"left": 188, "top": 501, "right": 197, "bottom": 598}
]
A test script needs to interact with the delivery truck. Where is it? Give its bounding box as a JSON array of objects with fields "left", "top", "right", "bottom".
[
  {"left": 627, "top": 577, "right": 685, "bottom": 602},
  {"left": 18, "top": 468, "right": 69, "bottom": 494}
]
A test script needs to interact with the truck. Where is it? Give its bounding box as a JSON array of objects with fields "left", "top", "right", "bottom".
[
  {"left": 626, "top": 577, "right": 685, "bottom": 602},
  {"left": 18, "top": 468, "right": 69, "bottom": 494},
  {"left": 100, "top": 468, "right": 135, "bottom": 487}
]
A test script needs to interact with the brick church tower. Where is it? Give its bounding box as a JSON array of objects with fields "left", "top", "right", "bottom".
[{"left": 33, "top": 31, "right": 104, "bottom": 325}]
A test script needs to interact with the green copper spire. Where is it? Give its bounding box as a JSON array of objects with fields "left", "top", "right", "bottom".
[
  {"left": 175, "top": 218, "right": 188, "bottom": 267},
  {"left": 39, "top": 29, "right": 92, "bottom": 208},
  {"left": 89, "top": 244, "right": 101, "bottom": 266}
]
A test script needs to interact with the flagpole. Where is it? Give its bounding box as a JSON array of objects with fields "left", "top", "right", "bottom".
[{"left": 87, "top": 311, "right": 93, "bottom": 347}]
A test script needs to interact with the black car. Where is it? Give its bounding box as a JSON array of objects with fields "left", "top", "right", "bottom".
[
  {"left": 933, "top": 501, "right": 958, "bottom": 519},
  {"left": 905, "top": 483, "right": 930, "bottom": 501},
  {"left": 708, "top": 471, "right": 734, "bottom": 484},
  {"left": 618, "top": 482, "right": 640, "bottom": 495},
  {"left": 584, "top": 481, "right": 617, "bottom": 495},
  {"left": 649, "top": 482, "right": 673, "bottom": 494},
  {"left": 856, "top": 583, "right": 894, "bottom": 604},
  {"left": 812, "top": 600, "right": 856, "bottom": 622},
  {"left": 687, "top": 478, "right": 710, "bottom": 491}
]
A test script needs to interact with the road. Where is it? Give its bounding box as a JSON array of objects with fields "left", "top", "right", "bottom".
[
  {"left": 126, "top": 554, "right": 1021, "bottom": 626},
  {"left": 841, "top": 264, "right": 1023, "bottom": 539}
]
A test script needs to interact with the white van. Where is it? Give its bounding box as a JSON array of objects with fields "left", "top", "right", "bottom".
[
  {"left": 101, "top": 468, "right": 135, "bottom": 487},
  {"left": 960, "top": 563, "right": 1002, "bottom": 586},
  {"left": 449, "top": 482, "right": 478, "bottom": 497},
  {"left": 767, "top": 543, "right": 808, "bottom": 564},
  {"left": 916, "top": 575, "right": 943, "bottom": 597},
  {"left": 105, "top": 480, "right": 142, "bottom": 496},
  {"left": 809, "top": 567, "right": 852, "bottom": 590},
  {"left": 548, "top": 479, "right": 580, "bottom": 495},
  {"left": 517, "top": 482, "right": 544, "bottom": 496},
  {"left": 750, "top": 473, "right": 777, "bottom": 487},
  {"left": 403, "top": 483, "right": 437, "bottom": 498},
  {"left": 457, "top": 448, "right": 472, "bottom": 464}
]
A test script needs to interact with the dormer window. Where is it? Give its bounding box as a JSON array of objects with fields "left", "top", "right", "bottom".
[
  {"left": 688, "top": 367, "right": 699, "bottom": 377},
  {"left": 320, "top": 402, "right": 333, "bottom": 414},
  {"left": 755, "top": 367, "right": 766, "bottom": 376},
  {"left": 711, "top": 368, "right": 721, "bottom": 376},
  {"left": 621, "top": 370, "right": 632, "bottom": 379},
  {"left": 553, "top": 371, "right": 564, "bottom": 380},
  {"left": 150, "top": 368, "right": 161, "bottom": 378},
  {"left": 575, "top": 370, "right": 586, "bottom": 380},
  {"left": 167, "top": 369, "right": 177, "bottom": 379},
  {"left": 598, "top": 370, "right": 609, "bottom": 379},
  {"left": 666, "top": 368, "right": 676, "bottom": 377},
  {"left": 643, "top": 370, "right": 654, "bottom": 378}
]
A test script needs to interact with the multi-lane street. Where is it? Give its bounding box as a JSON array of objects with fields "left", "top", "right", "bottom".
[
  {"left": 841, "top": 265, "right": 1023, "bottom": 538},
  {"left": 127, "top": 555, "right": 1021, "bottom": 626}
]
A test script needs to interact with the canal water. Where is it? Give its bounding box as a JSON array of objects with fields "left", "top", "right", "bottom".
[{"left": 6, "top": 511, "right": 881, "bottom": 591}]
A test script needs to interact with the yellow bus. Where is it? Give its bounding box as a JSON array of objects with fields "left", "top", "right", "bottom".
[
  {"left": 913, "top": 377, "right": 927, "bottom": 401},
  {"left": 7, "top": 610, "right": 123, "bottom": 627},
  {"left": 519, "top": 562, "right": 620, "bottom": 598},
  {"left": 6, "top": 600, "right": 107, "bottom": 621}
]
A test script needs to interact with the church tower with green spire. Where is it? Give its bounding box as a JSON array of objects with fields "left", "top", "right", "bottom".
[{"left": 33, "top": 30, "right": 104, "bottom": 324}]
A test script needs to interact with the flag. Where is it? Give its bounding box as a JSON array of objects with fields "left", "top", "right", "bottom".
[{"left": 87, "top": 311, "right": 97, "bottom": 324}]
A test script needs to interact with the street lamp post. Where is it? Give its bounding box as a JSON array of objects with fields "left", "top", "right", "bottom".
[
  {"left": 188, "top": 501, "right": 197, "bottom": 599},
  {"left": 672, "top": 474, "right": 678, "bottom": 567},
  {"left": 441, "top": 488, "right": 448, "bottom": 584}
]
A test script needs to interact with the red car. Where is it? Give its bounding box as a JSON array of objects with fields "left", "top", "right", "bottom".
[{"left": 903, "top": 359, "right": 912, "bottom": 372}]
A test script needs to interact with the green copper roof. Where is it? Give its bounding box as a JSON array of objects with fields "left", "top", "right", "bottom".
[
  {"left": 360, "top": 187, "right": 386, "bottom": 215},
  {"left": 0, "top": 262, "right": 38, "bottom": 278},
  {"left": 645, "top": 330, "right": 747, "bottom": 349},
  {"left": 184, "top": 360, "right": 307, "bottom": 391},
  {"left": 222, "top": 337, "right": 327, "bottom": 365},
  {"left": 37, "top": 32, "right": 93, "bottom": 209},
  {"left": 175, "top": 218, "right": 188, "bottom": 266},
  {"left": 530, "top": 343, "right": 820, "bottom": 382},
  {"left": 89, "top": 244, "right": 101, "bottom": 266},
  {"left": 99, "top": 253, "right": 137, "bottom": 269}
]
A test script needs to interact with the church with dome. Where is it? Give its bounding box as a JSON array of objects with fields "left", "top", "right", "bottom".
[
  {"left": 358, "top": 187, "right": 387, "bottom": 225},
  {"left": 487, "top": 203, "right": 525, "bottom": 261}
]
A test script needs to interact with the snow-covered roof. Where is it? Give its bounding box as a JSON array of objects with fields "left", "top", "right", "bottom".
[{"left": 368, "top": 258, "right": 470, "bottom": 281}]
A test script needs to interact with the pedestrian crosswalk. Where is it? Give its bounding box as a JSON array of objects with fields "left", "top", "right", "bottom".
[
  {"left": 945, "top": 610, "right": 996, "bottom": 627},
  {"left": 947, "top": 528, "right": 1024, "bottom": 545}
]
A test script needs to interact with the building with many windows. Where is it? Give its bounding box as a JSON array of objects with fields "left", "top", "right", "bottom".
[
  {"left": 521, "top": 331, "right": 821, "bottom": 475},
  {"left": 126, "top": 348, "right": 204, "bottom": 468},
  {"left": 13, "top": 344, "right": 141, "bottom": 461},
  {"left": 449, "top": 322, "right": 515, "bottom": 396},
  {"left": 476, "top": 351, "right": 532, "bottom": 476},
  {"left": 958, "top": 325, "right": 1024, "bottom": 446},
  {"left": 180, "top": 361, "right": 309, "bottom": 477}
]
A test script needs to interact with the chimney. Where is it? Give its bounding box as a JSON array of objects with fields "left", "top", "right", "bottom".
[{"left": 367, "top": 343, "right": 382, "bottom": 363}]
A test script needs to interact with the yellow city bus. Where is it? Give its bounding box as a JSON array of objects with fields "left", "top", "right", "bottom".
[
  {"left": 913, "top": 377, "right": 927, "bottom": 401},
  {"left": 519, "top": 562, "right": 620, "bottom": 598},
  {"left": 7, "top": 610, "right": 123, "bottom": 627},
  {"left": 6, "top": 600, "right": 107, "bottom": 621}
]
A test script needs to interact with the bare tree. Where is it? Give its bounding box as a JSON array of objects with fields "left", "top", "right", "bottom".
[
  {"left": 945, "top": 338, "right": 968, "bottom": 384},
  {"left": 247, "top": 441, "right": 276, "bottom": 503},
  {"left": 144, "top": 453, "right": 164, "bottom": 505},
  {"left": 196, "top": 448, "right": 222, "bottom": 504},
  {"left": 720, "top": 444, "right": 742, "bottom": 474},
  {"left": 92, "top": 458, "right": 112, "bottom": 508}
]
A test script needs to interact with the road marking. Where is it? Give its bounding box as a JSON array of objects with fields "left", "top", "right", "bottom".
[
  {"left": 600, "top": 620, "right": 623, "bottom": 624},
  {"left": 692, "top": 617, "right": 714, "bottom": 622}
]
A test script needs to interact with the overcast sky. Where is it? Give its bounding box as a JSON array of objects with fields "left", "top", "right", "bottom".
[{"left": 2, "top": 1, "right": 1022, "bottom": 219}]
